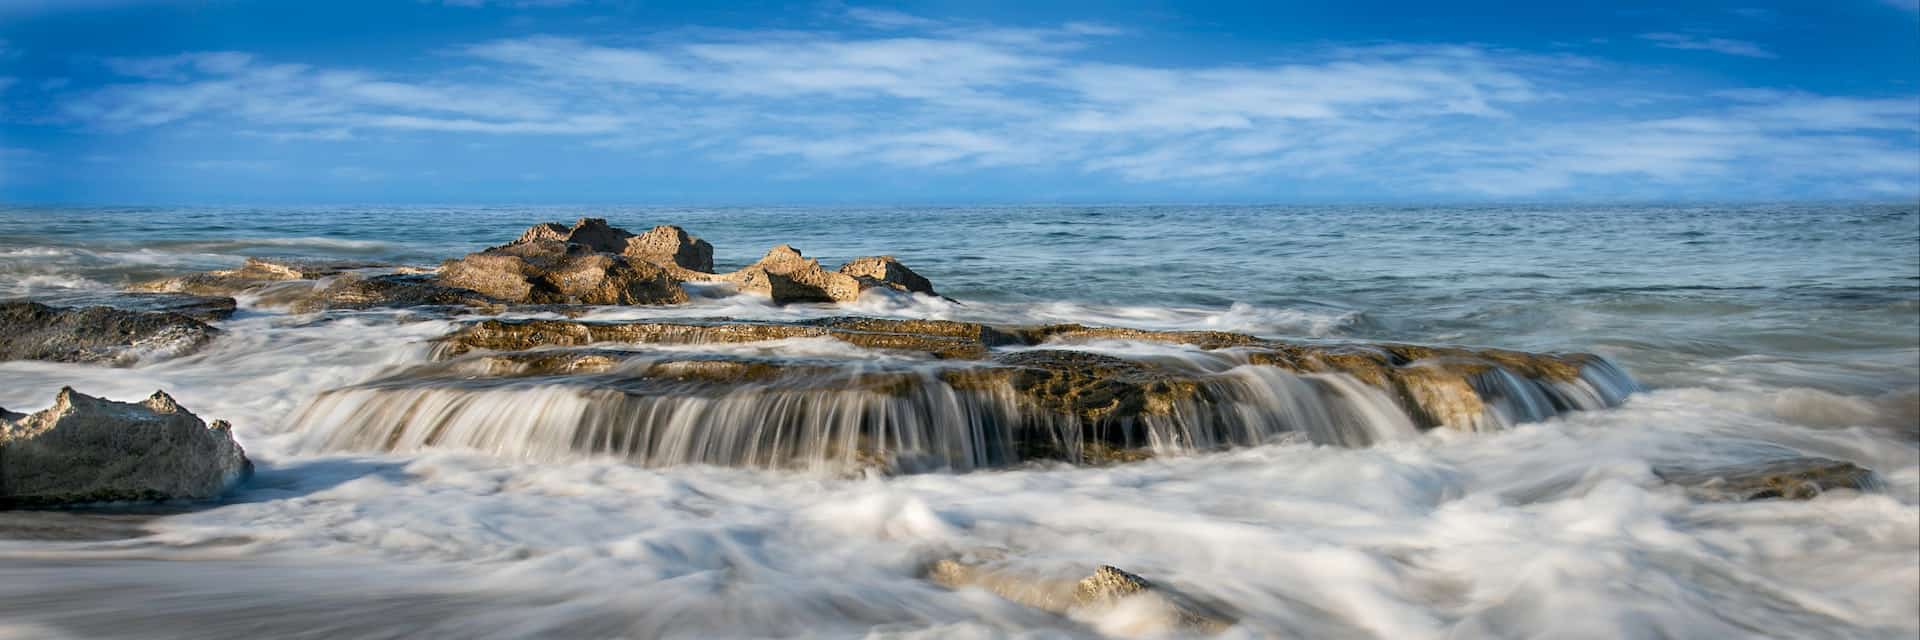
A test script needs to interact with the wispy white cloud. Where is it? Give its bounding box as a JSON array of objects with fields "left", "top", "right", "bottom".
[
  {"left": 844, "top": 7, "right": 939, "bottom": 29},
  {"left": 1638, "top": 32, "right": 1776, "bottom": 58}
]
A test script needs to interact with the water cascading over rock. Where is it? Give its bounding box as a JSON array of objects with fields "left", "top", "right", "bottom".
[{"left": 284, "top": 316, "right": 1639, "bottom": 472}]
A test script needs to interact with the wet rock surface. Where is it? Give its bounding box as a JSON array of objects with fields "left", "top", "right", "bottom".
[
  {"left": 432, "top": 316, "right": 1618, "bottom": 437},
  {"left": 276, "top": 314, "right": 1637, "bottom": 470},
  {"left": 288, "top": 274, "right": 503, "bottom": 313},
  {"left": 0, "top": 301, "right": 220, "bottom": 365},
  {"left": 0, "top": 388, "right": 251, "bottom": 508},
  {"left": 1656, "top": 456, "right": 1878, "bottom": 501},
  {"left": 128, "top": 257, "right": 387, "bottom": 298},
  {"left": 925, "top": 557, "right": 1235, "bottom": 634}
]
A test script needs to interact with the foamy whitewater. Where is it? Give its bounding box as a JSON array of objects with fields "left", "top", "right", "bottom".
[{"left": 0, "top": 204, "right": 1915, "bottom": 639}]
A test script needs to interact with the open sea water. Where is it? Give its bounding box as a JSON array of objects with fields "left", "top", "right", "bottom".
[{"left": 0, "top": 204, "right": 1915, "bottom": 638}]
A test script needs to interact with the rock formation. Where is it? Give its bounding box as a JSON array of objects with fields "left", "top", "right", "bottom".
[
  {"left": 122, "top": 218, "right": 941, "bottom": 311},
  {"left": 625, "top": 224, "right": 714, "bottom": 273},
  {"left": 723, "top": 245, "right": 939, "bottom": 304},
  {"left": 289, "top": 274, "right": 503, "bottom": 313},
  {"left": 0, "top": 302, "right": 220, "bottom": 365},
  {"left": 0, "top": 388, "right": 251, "bottom": 507},
  {"left": 925, "top": 557, "right": 1234, "bottom": 634},
  {"left": 1656, "top": 456, "right": 1878, "bottom": 501},
  {"left": 284, "top": 315, "right": 1636, "bottom": 470},
  {"left": 129, "top": 257, "right": 385, "bottom": 298},
  {"left": 439, "top": 240, "right": 687, "bottom": 305}
]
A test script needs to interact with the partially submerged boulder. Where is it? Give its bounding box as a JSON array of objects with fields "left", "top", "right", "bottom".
[
  {"left": 288, "top": 274, "right": 502, "bottom": 313},
  {"left": 129, "top": 257, "right": 384, "bottom": 298},
  {"left": 0, "top": 388, "right": 250, "bottom": 507},
  {"left": 18, "top": 292, "right": 237, "bottom": 322},
  {"left": 0, "top": 302, "right": 219, "bottom": 365},
  {"left": 439, "top": 240, "right": 687, "bottom": 305},
  {"left": 726, "top": 245, "right": 938, "bottom": 304},
  {"left": 925, "top": 557, "right": 1234, "bottom": 634},
  {"left": 1656, "top": 457, "right": 1878, "bottom": 501}
]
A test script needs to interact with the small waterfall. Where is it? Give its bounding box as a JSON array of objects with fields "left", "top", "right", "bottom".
[{"left": 286, "top": 353, "right": 1641, "bottom": 471}]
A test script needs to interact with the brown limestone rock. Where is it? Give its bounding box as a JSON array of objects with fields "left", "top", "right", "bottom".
[{"left": 438, "top": 240, "right": 687, "bottom": 306}]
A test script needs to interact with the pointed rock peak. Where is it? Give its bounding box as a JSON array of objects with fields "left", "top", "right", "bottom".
[
  {"left": 513, "top": 222, "right": 571, "bottom": 245},
  {"left": 769, "top": 243, "right": 803, "bottom": 257},
  {"left": 143, "top": 390, "right": 181, "bottom": 414},
  {"left": 571, "top": 217, "right": 613, "bottom": 231},
  {"left": 54, "top": 386, "right": 82, "bottom": 409}
]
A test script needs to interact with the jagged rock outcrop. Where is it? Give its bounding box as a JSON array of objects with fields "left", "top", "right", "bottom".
[
  {"left": 838, "top": 256, "right": 937, "bottom": 297},
  {"left": 724, "top": 245, "right": 938, "bottom": 304},
  {"left": 0, "top": 388, "right": 251, "bottom": 507},
  {"left": 439, "top": 240, "right": 687, "bottom": 306},
  {"left": 0, "top": 302, "right": 219, "bottom": 365},
  {"left": 925, "top": 557, "right": 1234, "bottom": 634},
  {"left": 625, "top": 225, "right": 714, "bottom": 273},
  {"left": 1656, "top": 457, "right": 1878, "bottom": 501}
]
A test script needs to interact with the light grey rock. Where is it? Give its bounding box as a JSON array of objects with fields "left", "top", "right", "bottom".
[{"left": 0, "top": 388, "right": 251, "bottom": 508}]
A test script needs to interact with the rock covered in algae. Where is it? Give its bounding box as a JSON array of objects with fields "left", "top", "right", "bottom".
[
  {"left": 0, "top": 301, "right": 220, "bottom": 365},
  {"left": 0, "top": 388, "right": 251, "bottom": 507}
]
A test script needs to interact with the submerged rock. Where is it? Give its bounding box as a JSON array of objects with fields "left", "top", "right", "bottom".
[
  {"left": 0, "top": 388, "right": 251, "bottom": 508},
  {"left": 925, "top": 557, "right": 1234, "bottom": 634},
  {"left": 0, "top": 302, "right": 219, "bottom": 365},
  {"left": 1656, "top": 457, "right": 1878, "bottom": 501}
]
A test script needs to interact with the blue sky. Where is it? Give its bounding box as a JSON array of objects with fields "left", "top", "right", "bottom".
[{"left": 0, "top": 0, "right": 1915, "bottom": 204}]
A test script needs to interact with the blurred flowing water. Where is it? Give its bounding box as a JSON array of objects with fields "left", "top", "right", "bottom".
[{"left": 0, "top": 204, "right": 1915, "bottom": 639}]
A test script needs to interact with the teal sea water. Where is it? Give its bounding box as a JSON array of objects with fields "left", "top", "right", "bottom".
[{"left": 0, "top": 204, "right": 1915, "bottom": 638}]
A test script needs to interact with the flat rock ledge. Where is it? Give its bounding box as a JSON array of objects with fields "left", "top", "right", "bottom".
[
  {"left": 124, "top": 219, "right": 941, "bottom": 311},
  {"left": 1, "top": 388, "right": 251, "bottom": 508},
  {"left": 0, "top": 301, "right": 220, "bottom": 365},
  {"left": 433, "top": 316, "right": 1623, "bottom": 436}
]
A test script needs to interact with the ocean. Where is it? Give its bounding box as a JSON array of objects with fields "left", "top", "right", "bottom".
[{"left": 0, "top": 203, "right": 1915, "bottom": 638}]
